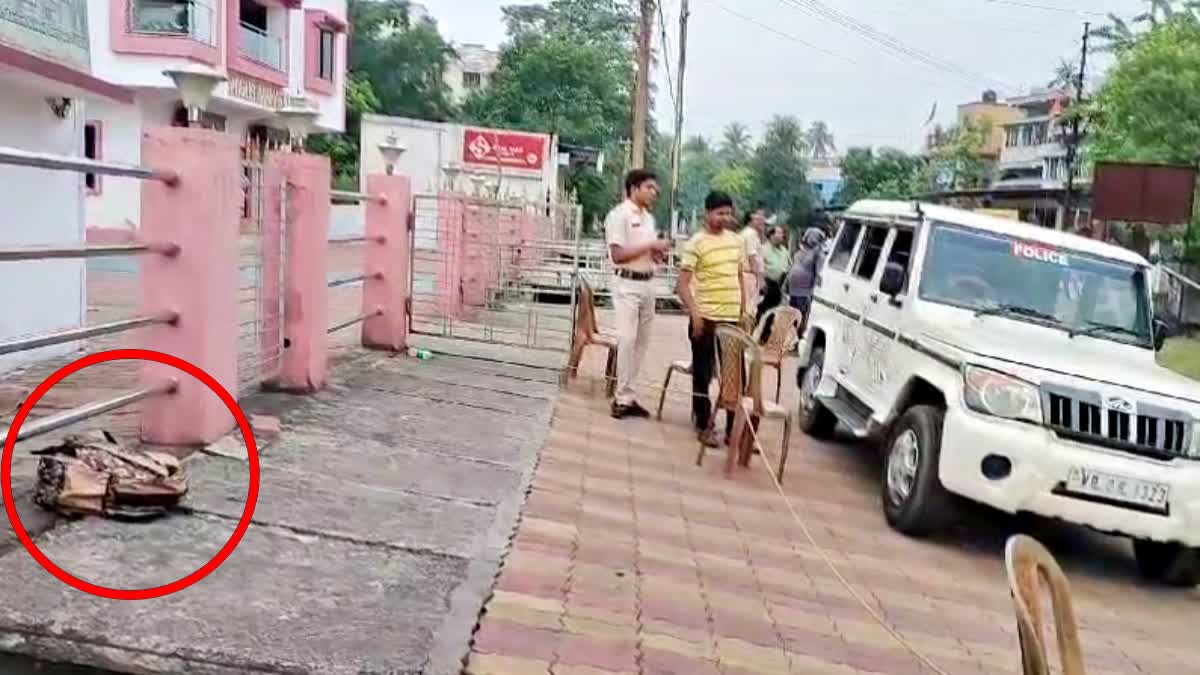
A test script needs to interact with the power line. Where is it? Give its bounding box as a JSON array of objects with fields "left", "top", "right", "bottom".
[
  {"left": 979, "top": 0, "right": 1108, "bottom": 17},
  {"left": 656, "top": 0, "right": 678, "bottom": 115},
  {"left": 705, "top": 0, "right": 857, "bottom": 65},
  {"left": 771, "top": 0, "right": 1018, "bottom": 92}
]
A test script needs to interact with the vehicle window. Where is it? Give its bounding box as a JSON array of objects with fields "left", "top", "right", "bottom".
[
  {"left": 918, "top": 223, "right": 1153, "bottom": 347},
  {"left": 828, "top": 220, "right": 862, "bottom": 271},
  {"left": 853, "top": 225, "right": 889, "bottom": 280},
  {"left": 884, "top": 228, "right": 915, "bottom": 293}
]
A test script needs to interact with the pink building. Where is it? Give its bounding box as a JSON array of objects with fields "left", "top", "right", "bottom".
[
  {"left": 83, "top": 0, "right": 349, "bottom": 233},
  {"left": 0, "top": 1, "right": 138, "bottom": 371}
]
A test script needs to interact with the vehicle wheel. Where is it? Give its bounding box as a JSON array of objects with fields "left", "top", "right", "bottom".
[
  {"left": 796, "top": 347, "right": 836, "bottom": 439},
  {"left": 882, "top": 405, "right": 958, "bottom": 537},
  {"left": 1133, "top": 539, "right": 1200, "bottom": 587}
]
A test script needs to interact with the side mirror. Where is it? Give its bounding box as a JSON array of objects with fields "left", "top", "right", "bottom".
[
  {"left": 880, "top": 262, "right": 906, "bottom": 297},
  {"left": 1153, "top": 318, "right": 1170, "bottom": 352}
]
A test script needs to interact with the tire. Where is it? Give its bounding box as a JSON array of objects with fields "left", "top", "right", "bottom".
[
  {"left": 1133, "top": 539, "right": 1200, "bottom": 587},
  {"left": 882, "top": 405, "right": 959, "bottom": 537},
  {"left": 796, "top": 347, "right": 836, "bottom": 439}
]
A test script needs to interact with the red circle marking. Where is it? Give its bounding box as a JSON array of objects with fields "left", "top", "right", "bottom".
[{"left": 1, "top": 349, "right": 260, "bottom": 600}]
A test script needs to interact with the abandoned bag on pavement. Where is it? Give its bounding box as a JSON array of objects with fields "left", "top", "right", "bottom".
[{"left": 32, "top": 431, "right": 188, "bottom": 521}]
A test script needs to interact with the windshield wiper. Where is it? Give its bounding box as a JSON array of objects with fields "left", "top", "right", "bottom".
[
  {"left": 1069, "top": 321, "right": 1147, "bottom": 341},
  {"left": 974, "top": 303, "right": 1062, "bottom": 324}
]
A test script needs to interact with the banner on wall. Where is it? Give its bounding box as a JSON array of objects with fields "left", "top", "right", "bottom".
[{"left": 462, "top": 128, "right": 546, "bottom": 171}]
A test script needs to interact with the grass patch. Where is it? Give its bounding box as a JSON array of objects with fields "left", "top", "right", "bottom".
[{"left": 1158, "top": 336, "right": 1200, "bottom": 381}]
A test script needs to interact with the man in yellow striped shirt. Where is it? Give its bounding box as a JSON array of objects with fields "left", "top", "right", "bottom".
[{"left": 676, "top": 191, "right": 749, "bottom": 447}]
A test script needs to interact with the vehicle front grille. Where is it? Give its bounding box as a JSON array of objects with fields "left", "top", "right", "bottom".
[{"left": 1042, "top": 385, "right": 1191, "bottom": 459}]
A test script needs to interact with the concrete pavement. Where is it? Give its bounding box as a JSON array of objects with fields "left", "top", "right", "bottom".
[
  {"left": 465, "top": 314, "right": 1200, "bottom": 675},
  {"left": 0, "top": 349, "right": 557, "bottom": 674}
]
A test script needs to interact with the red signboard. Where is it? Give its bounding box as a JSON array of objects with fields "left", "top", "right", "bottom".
[
  {"left": 1093, "top": 162, "right": 1197, "bottom": 226},
  {"left": 462, "top": 128, "right": 547, "bottom": 171}
]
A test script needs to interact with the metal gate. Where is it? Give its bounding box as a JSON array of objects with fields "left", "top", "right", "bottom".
[
  {"left": 409, "top": 192, "right": 583, "bottom": 358},
  {"left": 236, "top": 147, "right": 287, "bottom": 396}
]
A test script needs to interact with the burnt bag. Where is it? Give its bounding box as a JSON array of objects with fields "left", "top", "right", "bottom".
[{"left": 32, "top": 431, "right": 188, "bottom": 521}]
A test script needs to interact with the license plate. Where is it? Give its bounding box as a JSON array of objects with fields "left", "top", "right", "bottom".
[{"left": 1066, "top": 467, "right": 1169, "bottom": 510}]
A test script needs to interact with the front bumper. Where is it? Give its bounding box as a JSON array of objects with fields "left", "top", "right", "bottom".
[{"left": 940, "top": 407, "right": 1200, "bottom": 546}]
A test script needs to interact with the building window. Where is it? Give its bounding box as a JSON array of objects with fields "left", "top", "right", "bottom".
[
  {"left": 1005, "top": 127, "right": 1018, "bottom": 148},
  {"left": 130, "top": 0, "right": 214, "bottom": 44},
  {"left": 84, "top": 122, "right": 100, "bottom": 194},
  {"left": 318, "top": 29, "right": 336, "bottom": 81},
  {"left": 463, "top": 71, "right": 483, "bottom": 90}
]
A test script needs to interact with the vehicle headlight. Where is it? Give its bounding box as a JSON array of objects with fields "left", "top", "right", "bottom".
[{"left": 963, "top": 365, "right": 1042, "bottom": 424}]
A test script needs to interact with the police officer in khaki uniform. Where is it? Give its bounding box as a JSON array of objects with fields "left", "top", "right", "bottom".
[{"left": 605, "top": 170, "right": 673, "bottom": 419}]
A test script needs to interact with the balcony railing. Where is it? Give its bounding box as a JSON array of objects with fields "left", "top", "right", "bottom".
[
  {"left": 128, "top": 0, "right": 214, "bottom": 45},
  {"left": 0, "top": 0, "right": 90, "bottom": 69},
  {"left": 240, "top": 21, "right": 283, "bottom": 71}
]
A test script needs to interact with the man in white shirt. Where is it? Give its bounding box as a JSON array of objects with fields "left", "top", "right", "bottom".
[
  {"left": 739, "top": 207, "right": 768, "bottom": 305},
  {"left": 605, "top": 169, "right": 673, "bottom": 419}
]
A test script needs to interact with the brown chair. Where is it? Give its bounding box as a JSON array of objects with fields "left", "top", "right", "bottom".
[
  {"left": 752, "top": 306, "right": 804, "bottom": 402},
  {"left": 568, "top": 277, "right": 618, "bottom": 398},
  {"left": 1005, "top": 534, "right": 1087, "bottom": 675},
  {"left": 695, "top": 325, "right": 794, "bottom": 484},
  {"left": 658, "top": 315, "right": 754, "bottom": 421}
]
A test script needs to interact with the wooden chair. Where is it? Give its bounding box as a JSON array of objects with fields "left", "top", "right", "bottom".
[
  {"left": 1005, "top": 534, "right": 1086, "bottom": 675},
  {"left": 567, "top": 277, "right": 618, "bottom": 398},
  {"left": 694, "top": 325, "right": 794, "bottom": 484},
  {"left": 753, "top": 306, "right": 804, "bottom": 402}
]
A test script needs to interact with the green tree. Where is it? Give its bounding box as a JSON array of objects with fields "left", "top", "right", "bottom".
[
  {"left": 463, "top": 0, "right": 637, "bottom": 227},
  {"left": 306, "top": 73, "right": 382, "bottom": 189},
  {"left": 1086, "top": 13, "right": 1200, "bottom": 259},
  {"left": 750, "top": 116, "right": 812, "bottom": 228},
  {"left": 1047, "top": 58, "right": 1077, "bottom": 90},
  {"left": 806, "top": 121, "right": 836, "bottom": 159},
  {"left": 348, "top": 0, "right": 456, "bottom": 120},
  {"left": 711, "top": 165, "right": 755, "bottom": 211},
  {"left": 836, "top": 147, "right": 927, "bottom": 203},
  {"left": 927, "top": 118, "right": 992, "bottom": 190},
  {"left": 719, "top": 122, "right": 752, "bottom": 166}
]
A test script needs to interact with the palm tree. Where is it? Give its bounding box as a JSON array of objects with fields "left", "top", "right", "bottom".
[
  {"left": 806, "top": 121, "right": 836, "bottom": 159},
  {"left": 1047, "top": 58, "right": 1077, "bottom": 91},
  {"left": 1090, "top": 12, "right": 1138, "bottom": 52},
  {"left": 683, "top": 134, "right": 711, "bottom": 155},
  {"left": 719, "top": 122, "right": 752, "bottom": 165},
  {"left": 1134, "top": 0, "right": 1177, "bottom": 26}
]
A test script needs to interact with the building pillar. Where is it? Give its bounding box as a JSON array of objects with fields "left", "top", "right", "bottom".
[
  {"left": 361, "top": 174, "right": 411, "bottom": 351},
  {"left": 139, "top": 127, "right": 240, "bottom": 445},
  {"left": 272, "top": 152, "right": 331, "bottom": 392}
]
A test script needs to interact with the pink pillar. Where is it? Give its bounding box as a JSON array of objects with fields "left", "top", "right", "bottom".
[
  {"left": 259, "top": 163, "right": 286, "bottom": 385},
  {"left": 361, "top": 174, "right": 411, "bottom": 351},
  {"left": 139, "top": 127, "right": 240, "bottom": 445},
  {"left": 272, "top": 152, "right": 331, "bottom": 392}
]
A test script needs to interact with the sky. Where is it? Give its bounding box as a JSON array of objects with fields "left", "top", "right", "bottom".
[{"left": 420, "top": 0, "right": 1146, "bottom": 153}]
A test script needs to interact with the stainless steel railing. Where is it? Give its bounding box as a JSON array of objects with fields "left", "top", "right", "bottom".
[{"left": 0, "top": 144, "right": 185, "bottom": 441}]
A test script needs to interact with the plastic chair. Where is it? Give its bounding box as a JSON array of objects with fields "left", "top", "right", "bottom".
[
  {"left": 658, "top": 315, "right": 754, "bottom": 421},
  {"left": 567, "top": 277, "right": 618, "bottom": 398},
  {"left": 1005, "top": 534, "right": 1087, "bottom": 675},
  {"left": 753, "top": 306, "right": 804, "bottom": 402},
  {"left": 695, "top": 325, "right": 794, "bottom": 484}
]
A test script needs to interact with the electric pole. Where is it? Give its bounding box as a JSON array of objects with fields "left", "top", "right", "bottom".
[
  {"left": 669, "top": 0, "right": 690, "bottom": 234},
  {"left": 1063, "top": 21, "right": 1089, "bottom": 230},
  {"left": 631, "top": 0, "right": 654, "bottom": 169}
]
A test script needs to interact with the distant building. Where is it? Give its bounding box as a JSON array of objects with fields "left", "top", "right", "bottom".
[
  {"left": 996, "top": 89, "right": 1083, "bottom": 191},
  {"left": 808, "top": 158, "right": 843, "bottom": 206},
  {"left": 925, "top": 90, "right": 1024, "bottom": 187},
  {"left": 924, "top": 88, "right": 1092, "bottom": 230},
  {"left": 444, "top": 43, "right": 499, "bottom": 103}
]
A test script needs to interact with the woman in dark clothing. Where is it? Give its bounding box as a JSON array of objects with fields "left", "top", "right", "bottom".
[{"left": 784, "top": 228, "right": 826, "bottom": 335}]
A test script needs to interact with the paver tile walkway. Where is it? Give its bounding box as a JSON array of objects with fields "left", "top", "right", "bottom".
[{"left": 466, "top": 314, "right": 1200, "bottom": 675}]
